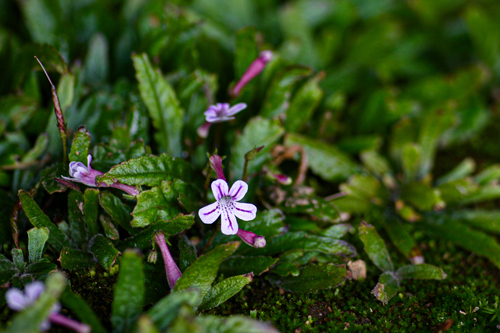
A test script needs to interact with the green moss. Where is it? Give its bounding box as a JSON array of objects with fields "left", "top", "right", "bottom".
[{"left": 206, "top": 238, "right": 499, "bottom": 332}]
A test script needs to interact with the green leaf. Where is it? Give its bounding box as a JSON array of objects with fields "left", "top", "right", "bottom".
[
  {"left": 418, "top": 107, "right": 455, "bottom": 178},
  {"left": 69, "top": 126, "right": 91, "bottom": 164},
  {"left": 271, "top": 262, "right": 300, "bottom": 277},
  {"left": 358, "top": 221, "right": 394, "bottom": 272},
  {"left": 27, "top": 227, "right": 49, "bottom": 263},
  {"left": 401, "top": 143, "right": 421, "bottom": 182},
  {"left": 285, "top": 72, "right": 324, "bottom": 132},
  {"left": 0, "top": 258, "right": 17, "bottom": 285},
  {"left": 238, "top": 209, "right": 286, "bottom": 238},
  {"left": 435, "top": 158, "right": 475, "bottom": 186},
  {"left": 97, "top": 154, "right": 194, "bottom": 187},
  {"left": 425, "top": 213, "right": 500, "bottom": 269},
  {"left": 119, "top": 215, "right": 195, "bottom": 250},
  {"left": 252, "top": 231, "right": 356, "bottom": 257},
  {"left": 25, "top": 260, "right": 57, "bottom": 277},
  {"left": 19, "top": 190, "right": 70, "bottom": 252},
  {"left": 195, "top": 315, "right": 280, "bottom": 333},
  {"left": 174, "top": 242, "right": 240, "bottom": 300},
  {"left": 136, "top": 316, "right": 161, "bottom": 333},
  {"left": 59, "top": 248, "right": 95, "bottom": 270},
  {"left": 12, "top": 248, "right": 25, "bottom": 272},
  {"left": 83, "top": 33, "right": 109, "bottom": 85},
  {"left": 321, "top": 224, "right": 353, "bottom": 239},
  {"left": 68, "top": 190, "right": 87, "bottom": 248},
  {"left": 41, "top": 163, "right": 68, "bottom": 194},
  {"left": 147, "top": 290, "right": 200, "bottom": 331},
  {"left": 400, "top": 182, "right": 441, "bottom": 211},
  {"left": 133, "top": 53, "right": 183, "bottom": 156},
  {"left": 383, "top": 218, "right": 415, "bottom": 259},
  {"left": 473, "top": 165, "right": 500, "bottom": 185},
  {"left": 284, "top": 133, "right": 360, "bottom": 182},
  {"left": 234, "top": 27, "right": 260, "bottom": 78},
  {"left": 282, "top": 195, "right": 340, "bottom": 222},
  {"left": 131, "top": 181, "right": 181, "bottom": 227},
  {"left": 89, "top": 234, "right": 121, "bottom": 271},
  {"left": 459, "top": 184, "right": 500, "bottom": 205},
  {"left": 220, "top": 256, "right": 279, "bottom": 277},
  {"left": 452, "top": 209, "right": 500, "bottom": 234},
  {"left": 396, "top": 264, "right": 447, "bottom": 280},
  {"left": 61, "top": 289, "right": 107, "bottom": 333},
  {"left": 112, "top": 249, "right": 145, "bottom": 333},
  {"left": 231, "top": 117, "right": 284, "bottom": 180},
  {"left": 56, "top": 72, "right": 75, "bottom": 111},
  {"left": 4, "top": 272, "right": 66, "bottom": 333},
  {"left": 261, "top": 66, "right": 313, "bottom": 118},
  {"left": 100, "top": 214, "right": 120, "bottom": 240},
  {"left": 84, "top": 189, "right": 100, "bottom": 238},
  {"left": 371, "top": 272, "right": 399, "bottom": 305},
  {"left": 99, "top": 191, "right": 135, "bottom": 234},
  {"left": 178, "top": 235, "right": 197, "bottom": 272},
  {"left": 360, "top": 150, "right": 393, "bottom": 177},
  {"left": 199, "top": 274, "right": 253, "bottom": 311},
  {"left": 268, "top": 263, "right": 346, "bottom": 293},
  {"left": 21, "top": 133, "right": 48, "bottom": 163}
]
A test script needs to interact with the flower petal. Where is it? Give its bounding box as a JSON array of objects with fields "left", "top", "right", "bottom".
[
  {"left": 220, "top": 208, "right": 238, "bottom": 235},
  {"left": 233, "top": 202, "right": 257, "bottom": 221},
  {"left": 198, "top": 201, "right": 220, "bottom": 225},
  {"left": 229, "top": 180, "right": 248, "bottom": 201},
  {"left": 86, "top": 154, "right": 94, "bottom": 169},
  {"left": 68, "top": 161, "right": 87, "bottom": 177},
  {"left": 225, "top": 103, "right": 247, "bottom": 116},
  {"left": 25, "top": 281, "right": 44, "bottom": 303},
  {"left": 5, "top": 288, "right": 28, "bottom": 311},
  {"left": 211, "top": 179, "right": 229, "bottom": 201}
]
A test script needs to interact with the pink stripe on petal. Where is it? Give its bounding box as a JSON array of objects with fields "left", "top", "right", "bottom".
[
  {"left": 211, "top": 179, "right": 228, "bottom": 200},
  {"left": 198, "top": 201, "right": 220, "bottom": 224},
  {"left": 229, "top": 180, "right": 248, "bottom": 201},
  {"left": 233, "top": 202, "right": 257, "bottom": 221},
  {"left": 221, "top": 209, "right": 238, "bottom": 235}
]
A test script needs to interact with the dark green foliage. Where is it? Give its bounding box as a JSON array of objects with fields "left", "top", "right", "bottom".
[{"left": 2, "top": 0, "right": 500, "bottom": 331}]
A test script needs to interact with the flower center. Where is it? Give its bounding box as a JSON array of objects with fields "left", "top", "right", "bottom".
[{"left": 220, "top": 195, "right": 233, "bottom": 207}]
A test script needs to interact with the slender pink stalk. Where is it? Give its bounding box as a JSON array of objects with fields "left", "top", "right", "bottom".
[
  {"left": 154, "top": 232, "right": 182, "bottom": 289},
  {"left": 49, "top": 313, "right": 91, "bottom": 333},
  {"left": 231, "top": 51, "right": 273, "bottom": 97},
  {"left": 108, "top": 182, "right": 140, "bottom": 196}
]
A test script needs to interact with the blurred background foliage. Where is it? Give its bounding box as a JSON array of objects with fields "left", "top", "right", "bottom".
[{"left": 1, "top": 0, "right": 500, "bottom": 330}]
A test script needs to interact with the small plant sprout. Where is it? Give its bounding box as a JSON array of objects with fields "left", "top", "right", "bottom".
[
  {"left": 154, "top": 232, "right": 182, "bottom": 289},
  {"left": 204, "top": 103, "right": 247, "bottom": 123},
  {"left": 231, "top": 50, "right": 273, "bottom": 97},
  {"left": 6, "top": 281, "right": 91, "bottom": 333},
  {"left": 62, "top": 154, "right": 139, "bottom": 196}
]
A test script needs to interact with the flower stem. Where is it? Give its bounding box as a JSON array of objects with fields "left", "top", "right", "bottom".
[
  {"left": 35, "top": 56, "right": 67, "bottom": 165},
  {"left": 198, "top": 227, "right": 218, "bottom": 256},
  {"left": 154, "top": 232, "right": 182, "bottom": 289},
  {"left": 49, "top": 313, "right": 91, "bottom": 333}
]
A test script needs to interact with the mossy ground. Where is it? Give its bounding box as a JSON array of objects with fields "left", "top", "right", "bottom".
[{"left": 206, "top": 236, "right": 500, "bottom": 332}]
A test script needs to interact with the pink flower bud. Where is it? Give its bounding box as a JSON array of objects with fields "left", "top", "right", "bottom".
[{"left": 231, "top": 51, "right": 273, "bottom": 97}]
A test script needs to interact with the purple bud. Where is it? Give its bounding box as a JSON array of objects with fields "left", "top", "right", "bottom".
[
  {"left": 197, "top": 122, "right": 212, "bottom": 138},
  {"left": 209, "top": 154, "right": 226, "bottom": 181},
  {"left": 231, "top": 51, "right": 273, "bottom": 97},
  {"left": 154, "top": 232, "right": 182, "bottom": 289},
  {"left": 237, "top": 229, "right": 266, "bottom": 248}
]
